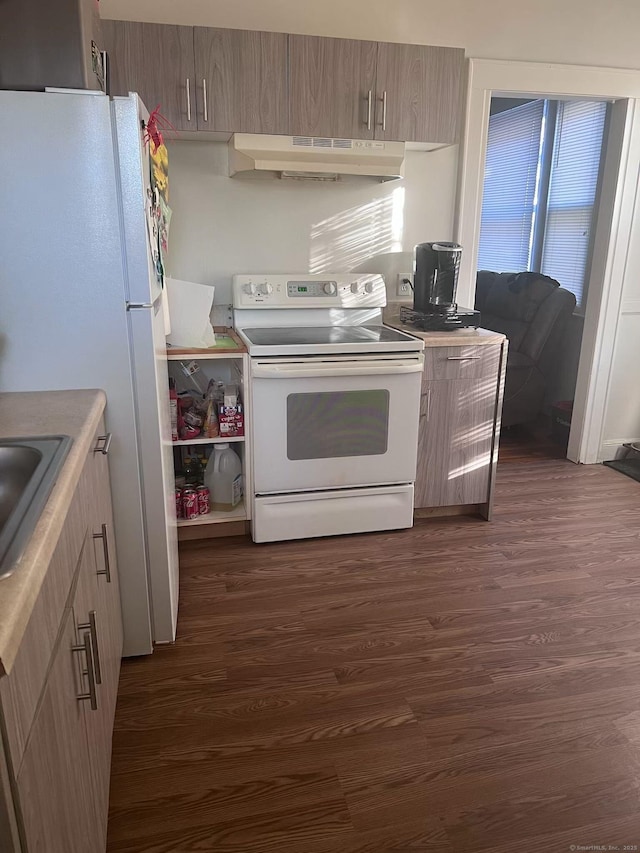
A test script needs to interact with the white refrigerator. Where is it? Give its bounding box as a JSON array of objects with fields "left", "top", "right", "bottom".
[{"left": 0, "top": 89, "right": 179, "bottom": 656}]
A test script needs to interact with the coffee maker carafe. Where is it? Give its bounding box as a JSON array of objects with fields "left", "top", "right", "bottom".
[
  {"left": 404, "top": 241, "right": 480, "bottom": 331},
  {"left": 413, "top": 242, "right": 462, "bottom": 314}
]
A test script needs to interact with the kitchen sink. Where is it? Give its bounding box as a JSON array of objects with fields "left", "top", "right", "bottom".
[{"left": 0, "top": 436, "right": 73, "bottom": 579}]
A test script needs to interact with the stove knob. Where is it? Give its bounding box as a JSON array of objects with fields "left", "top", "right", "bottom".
[
  {"left": 350, "top": 282, "right": 360, "bottom": 294},
  {"left": 258, "top": 283, "right": 273, "bottom": 296},
  {"left": 364, "top": 281, "right": 375, "bottom": 294},
  {"left": 323, "top": 282, "right": 337, "bottom": 295},
  {"left": 243, "top": 282, "right": 257, "bottom": 296}
]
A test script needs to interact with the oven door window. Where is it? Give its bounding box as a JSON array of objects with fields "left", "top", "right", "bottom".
[{"left": 287, "top": 390, "right": 390, "bottom": 460}]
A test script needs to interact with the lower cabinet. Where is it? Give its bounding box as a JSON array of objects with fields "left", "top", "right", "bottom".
[
  {"left": 0, "top": 416, "right": 122, "bottom": 852},
  {"left": 16, "top": 601, "right": 101, "bottom": 853},
  {"left": 414, "top": 342, "right": 507, "bottom": 516}
]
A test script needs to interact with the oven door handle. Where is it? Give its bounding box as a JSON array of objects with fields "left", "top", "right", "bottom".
[{"left": 252, "top": 360, "right": 424, "bottom": 379}]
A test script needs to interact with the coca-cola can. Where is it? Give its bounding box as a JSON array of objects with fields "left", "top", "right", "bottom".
[
  {"left": 182, "top": 487, "right": 199, "bottom": 520},
  {"left": 196, "top": 485, "right": 210, "bottom": 515},
  {"left": 175, "top": 488, "right": 183, "bottom": 520}
]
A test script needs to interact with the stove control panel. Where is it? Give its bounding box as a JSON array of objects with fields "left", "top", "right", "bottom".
[{"left": 232, "top": 274, "right": 386, "bottom": 308}]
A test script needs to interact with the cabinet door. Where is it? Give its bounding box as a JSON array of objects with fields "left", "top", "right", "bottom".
[
  {"left": 102, "top": 20, "right": 196, "bottom": 132},
  {"left": 289, "top": 35, "right": 377, "bottom": 139},
  {"left": 73, "top": 534, "right": 111, "bottom": 849},
  {"left": 374, "top": 43, "right": 465, "bottom": 143},
  {"left": 16, "top": 608, "right": 101, "bottom": 853},
  {"left": 194, "top": 27, "right": 288, "bottom": 133},
  {"left": 415, "top": 377, "right": 496, "bottom": 508},
  {"left": 89, "top": 428, "right": 123, "bottom": 726}
]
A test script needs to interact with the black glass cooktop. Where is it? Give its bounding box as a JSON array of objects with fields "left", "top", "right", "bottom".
[{"left": 241, "top": 325, "right": 415, "bottom": 346}]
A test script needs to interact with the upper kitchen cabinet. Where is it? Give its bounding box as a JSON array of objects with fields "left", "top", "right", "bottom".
[
  {"left": 374, "top": 43, "right": 465, "bottom": 143},
  {"left": 194, "top": 28, "right": 288, "bottom": 134},
  {"left": 289, "top": 35, "right": 378, "bottom": 140},
  {"left": 102, "top": 21, "right": 196, "bottom": 132}
]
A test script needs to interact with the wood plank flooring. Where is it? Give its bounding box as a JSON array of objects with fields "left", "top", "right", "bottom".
[{"left": 107, "top": 459, "right": 640, "bottom": 853}]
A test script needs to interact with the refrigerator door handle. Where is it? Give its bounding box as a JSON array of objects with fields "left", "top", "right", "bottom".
[{"left": 127, "top": 294, "right": 163, "bottom": 311}]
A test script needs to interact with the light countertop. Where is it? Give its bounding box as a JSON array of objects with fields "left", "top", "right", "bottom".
[
  {"left": 383, "top": 305, "right": 506, "bottom": 347},
  {"left": 0, "top": 390, "right": 106, "bottom": 675}
]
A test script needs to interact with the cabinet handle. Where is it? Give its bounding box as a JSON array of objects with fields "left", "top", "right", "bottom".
[
  {"left": 420, "top": 388, "right": 431, "bottom": 420},
  {"left": 381, "top": 91, "right": 387, "bottom": 132},
  {"left": 93, "top": 523, "right": 112, "bottom": 584},
  {"left": 446, "top": 356, "right": 481, "bottom": 361},
  {"left": 73, "top": 632, "right": 98, "bottom": 711},
  {"left": 365, "top": 90, "right": 372, "bottom": 130},
  {"left": 203, "top": 78, "right": 208, "bottom": 122},
  {"left": 94, "top": 433, "right": 112, "bottom": 455},
  {"left": 77, "top": 611, "right": 102, "bottom": 685},
  {"left": 186, "top": 77, "right": 192, "bottom": 122}
]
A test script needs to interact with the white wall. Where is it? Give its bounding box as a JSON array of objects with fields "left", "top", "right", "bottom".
[
  {"left": 166, "top": 142, "right": 457, "bottom": 305},
  {"left": 101, "top": 0, "right": 640, "bottom": 71}
]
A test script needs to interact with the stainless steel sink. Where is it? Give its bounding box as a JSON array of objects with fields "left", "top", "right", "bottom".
[{"left": 0, "top": 436, "right": 73, "bottom": 579}]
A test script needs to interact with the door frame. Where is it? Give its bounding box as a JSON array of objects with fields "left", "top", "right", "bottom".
[{"left": 454, "top": 58, "right": 640, "bottom": 463}]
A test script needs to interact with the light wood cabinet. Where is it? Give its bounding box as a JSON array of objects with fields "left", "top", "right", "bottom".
[
  {"left": 375, "top": 43, "right": 465, "bottom": 143},
  {"left": 0, "top": 417, "right": 123, "bottom": 852},
  {"left": 289, "top": 35, "right": 377, "bottom": 139},
  {"left": 16, "top": 605, "right": 101, "bottom": 853},
  {"left": 102, "top": 20, "right": 196, "bottom": 132},
  {"left": 194, "top": 27, "right": 288, "bottom": 134},
  {"left": 415, "top": 343, "right": 507, "bottom": 517},
  {"left": 103, "top": 20, "right": 465, "bottom": 143}
]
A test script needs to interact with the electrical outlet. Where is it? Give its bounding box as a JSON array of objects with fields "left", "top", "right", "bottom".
[{"left": 396, "top": 273, "right": 413, "bottom": 299}]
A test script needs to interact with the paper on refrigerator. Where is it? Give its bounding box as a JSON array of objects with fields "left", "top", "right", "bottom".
[{"left": 165, "top": 278, "right": 216, "bottom": 348}]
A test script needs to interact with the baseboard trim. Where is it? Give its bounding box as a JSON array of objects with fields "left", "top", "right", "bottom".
[{"left": 598, "top": 438, "right": 640, "bottom": 462}]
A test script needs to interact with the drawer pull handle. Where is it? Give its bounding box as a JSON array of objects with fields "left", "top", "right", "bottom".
[
  {"left": 73, "top": 632, "right": 98, "bottom": 711},
  {"left": 420, "top": 388, "right": 431, "bottom": 420},
  {"left": 93, "top": 523, "right": 112, "bottom": 584},
  {"left": 446, "top": 356, "right": 481, "bottom": 361},
  {"left": 186, "top": 77, "right": 192, "bottom": 122},
  {"left": 94, "top": 433, "right": 112, "bottom": 455},
  {"left": 77, "top": 611, "right": 102, "bottom": 685}
]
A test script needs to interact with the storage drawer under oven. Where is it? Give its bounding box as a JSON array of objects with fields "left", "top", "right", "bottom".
[{"left": 422, "top": 345, "right": 501, "bottom": 381}]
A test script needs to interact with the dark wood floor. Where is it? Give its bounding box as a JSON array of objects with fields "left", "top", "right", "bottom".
[
  {"left": 107, "top": 459, "right": 640, "bottom": 853},
  {"left": 498, "top": 417, "right": 567, "bottom": 464}
]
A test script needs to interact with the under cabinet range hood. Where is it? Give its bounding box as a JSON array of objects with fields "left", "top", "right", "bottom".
[{"left": 229, "top": 133, "right": 406, "bottom": 181}]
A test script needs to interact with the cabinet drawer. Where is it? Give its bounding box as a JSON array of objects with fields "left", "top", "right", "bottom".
[
  {"left": 422, "top": 345, "right": 502, "bottom": 381},
  {"left": 0, "top": 463, "right": 91, "bottom": 770}
]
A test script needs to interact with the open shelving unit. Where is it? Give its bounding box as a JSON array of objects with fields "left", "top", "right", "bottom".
[{"left": 167, "top": 327, "right": 251, "bottom": 540}]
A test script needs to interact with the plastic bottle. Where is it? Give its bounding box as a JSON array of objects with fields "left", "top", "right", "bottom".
[
  {"left": 204, "top": 444, "right": 242, "bottom": 512},
  {"left": 184, "top": 455, "right": 203, "bottom": 486}
]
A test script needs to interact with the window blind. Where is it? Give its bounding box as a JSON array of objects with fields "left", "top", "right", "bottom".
[
  {"left": 540, "top": 100, "right": 607, "bottom": 308},
  {"left": 477, "top": 100, "right": 544, "bottom": 272}
]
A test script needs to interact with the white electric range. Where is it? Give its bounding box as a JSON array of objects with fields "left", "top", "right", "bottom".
[{"left": 233, "top": 273, "right": 424, "bottom": 543}]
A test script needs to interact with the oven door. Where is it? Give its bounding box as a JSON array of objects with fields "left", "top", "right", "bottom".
[{"left": 251, "top": 354, "right": 423, "bottom": 494}]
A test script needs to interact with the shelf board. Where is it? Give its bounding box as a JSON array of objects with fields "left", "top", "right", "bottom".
[
  {"left": 173, "top": 436, "right": 245, "bottom": 446},
  {"left": 167, "top": 327, "right": 246, "bottom": 359},
  {"left": 177, "top": 500, "right": 247, "bottom": 526}
]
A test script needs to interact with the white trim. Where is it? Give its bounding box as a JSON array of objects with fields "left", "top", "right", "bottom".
[
  {"left": 599, "top": 438, "right": 640, "bottom": 462},
  {"left": 622, "top": 299, "right": 640, "bottom": 313},
  {"left": 455, "top": 58, "right": 640, "bottom": 464}
]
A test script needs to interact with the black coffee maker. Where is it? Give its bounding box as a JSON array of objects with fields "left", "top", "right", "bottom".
[{"left": 404, "top": 241, "right": 480, "bottom": 331}]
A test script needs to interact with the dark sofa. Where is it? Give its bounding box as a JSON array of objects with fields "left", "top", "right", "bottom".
[{"left": 475, "top": 271, "right": 576, "bottom": 428}]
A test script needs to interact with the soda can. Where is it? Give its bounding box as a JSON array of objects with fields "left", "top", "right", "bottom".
[
  {"left": 175, "top": 488, "right": 183, "bottom": 520},
  {"left": 196, "top": 485, "right": 210, "bottom": 516},
  {"left": 182, "top": 487, "right": 199, "bottom": 520}
]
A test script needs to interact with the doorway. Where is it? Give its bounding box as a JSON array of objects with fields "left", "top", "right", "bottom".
[
  {"left": 455, "top": 59, "right": 640, "bottom": 465},
  {"left": 477, "top": 95, "right": 609, "bottom": 464}
]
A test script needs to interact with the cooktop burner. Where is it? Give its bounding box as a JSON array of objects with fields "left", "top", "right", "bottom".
[{"left": 241, "top": 325, "right": 415, "bottom": 347}]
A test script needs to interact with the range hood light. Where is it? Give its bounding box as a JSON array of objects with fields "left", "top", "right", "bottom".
[{"left": 280, "top": 171, "right": 341, "bottom": 181}]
